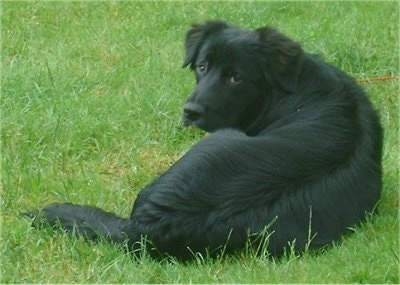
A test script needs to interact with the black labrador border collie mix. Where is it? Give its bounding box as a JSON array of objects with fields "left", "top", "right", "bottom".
[{"left": 26, "top": 20, "right": 382, "bottom": 260}]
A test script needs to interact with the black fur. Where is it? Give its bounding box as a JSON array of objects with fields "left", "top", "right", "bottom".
[{"left": 25, "top": 21, "right": 383, "bottom": 260}]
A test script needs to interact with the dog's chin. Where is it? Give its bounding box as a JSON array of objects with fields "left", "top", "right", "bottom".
[
  {"left": 183, "top": 118, "right": 203, "bottom": 130},
  {"left": 182, "top": 117, "right": 214, "bottom": 133}
]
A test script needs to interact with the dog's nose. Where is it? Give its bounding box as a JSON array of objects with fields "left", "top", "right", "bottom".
[{"left": 183, "top": 102, "right": 204, "bottom": 122}]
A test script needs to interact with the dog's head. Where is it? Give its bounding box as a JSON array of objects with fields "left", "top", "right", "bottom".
[{"left": 182, "top": 21, "right": 303, "bottom": 133}]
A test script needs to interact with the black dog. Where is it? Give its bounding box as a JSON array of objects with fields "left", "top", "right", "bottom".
[{"left": 26, "top": 21, "right": 383, "bottom": 259}]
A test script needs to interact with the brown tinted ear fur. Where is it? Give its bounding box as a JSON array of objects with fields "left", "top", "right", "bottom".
[
  {"left": 256, "top": 27, "right": 303, "bottom": 92},
  {"left": 182, "top": 21, "right": 229, "bottom": 68}
]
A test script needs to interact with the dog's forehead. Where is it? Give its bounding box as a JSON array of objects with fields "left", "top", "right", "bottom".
[
  {"left": 213, "top": 28, "right": 256, "bottom": 49},
  {"left": 197, "top": 28, "right": 259, "bottom": 63},
  {"left": 221, "top": 27, "right": 254, "bottom": 40}
]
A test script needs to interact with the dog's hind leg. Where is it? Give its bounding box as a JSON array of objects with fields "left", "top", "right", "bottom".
[{"left": 24, "top": 203, "right": 130, "bottom": 244}]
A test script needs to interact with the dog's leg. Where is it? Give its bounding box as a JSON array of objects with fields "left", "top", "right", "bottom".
[{"left": 24, "top": 203, "right": 130, "bottom": 244}]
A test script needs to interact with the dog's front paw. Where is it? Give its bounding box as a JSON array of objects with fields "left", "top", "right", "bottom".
[{"left": 22, "top": 203, "right": 68, "bottom": 228}]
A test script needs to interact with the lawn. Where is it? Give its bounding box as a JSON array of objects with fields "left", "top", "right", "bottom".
[{"left": 1, "top": 1, "right": 399, "bottom": 283}]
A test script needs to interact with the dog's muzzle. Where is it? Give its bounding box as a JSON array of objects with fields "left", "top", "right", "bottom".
[{"left": 183, "top": 102, "right": 204, "bottom": 126}]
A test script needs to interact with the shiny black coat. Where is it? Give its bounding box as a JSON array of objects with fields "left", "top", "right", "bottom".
[{"left": 27, "top": 21, "right": 383, "bottom": 260}]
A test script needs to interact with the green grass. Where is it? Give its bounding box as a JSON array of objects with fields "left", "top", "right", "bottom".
[{"left": 1, "top": 1, "right": 399, "bottom": 283}]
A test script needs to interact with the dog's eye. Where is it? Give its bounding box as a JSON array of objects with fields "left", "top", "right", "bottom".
[
  {"left": 229, "top": 73, "right": 243, "bottom": 84},
  {"left": 196, "top": 63, "right": 208, "bottom": 75}
]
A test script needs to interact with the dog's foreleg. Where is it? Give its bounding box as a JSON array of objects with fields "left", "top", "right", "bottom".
[{"left": 24, "top": 203, "right": 130, "bottom": 244}]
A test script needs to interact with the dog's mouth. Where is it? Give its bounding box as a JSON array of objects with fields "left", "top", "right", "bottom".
[
  {"left": 182, "top": 115, "right": 221, "bottom": 134},
  {"left": 182, "top": 116, "right": 193, "bottom": 127},
  {"left": 182, "top": 114, "right": 201, "bottom": 128},
  {"left": 182, "top": 112, "right": 214, "bottom": 133}
]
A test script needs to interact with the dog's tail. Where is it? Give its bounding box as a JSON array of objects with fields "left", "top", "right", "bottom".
[{"left": 23, "top": 203, "right": 130, "bottom": 244}]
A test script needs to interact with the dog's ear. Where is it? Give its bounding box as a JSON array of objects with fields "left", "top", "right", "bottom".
[
  {"left": 256, "top": 27, "right": 303, "bottom": 92},
  {"left": 183, "top": 21, "right": 229, "bottom": 68}
]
